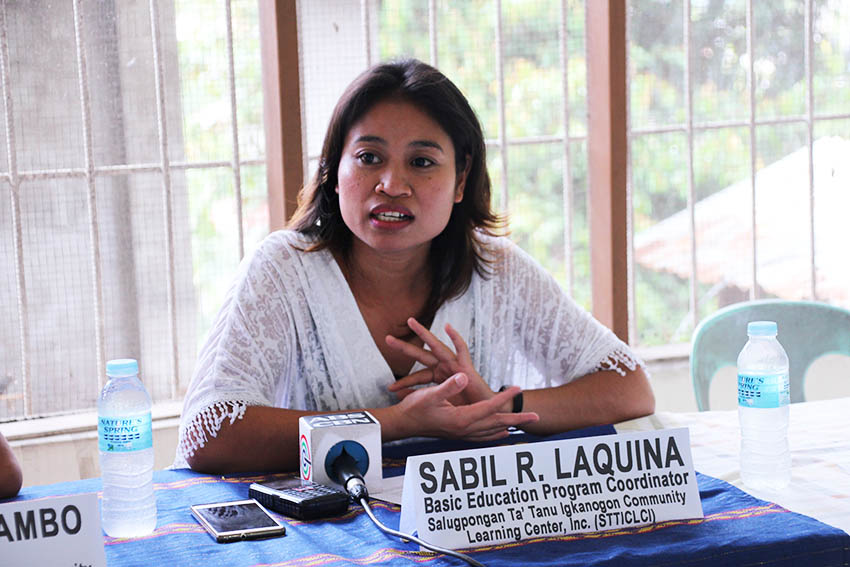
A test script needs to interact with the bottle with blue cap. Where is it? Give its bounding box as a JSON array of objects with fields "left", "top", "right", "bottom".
[
  {"left": 737, "top": 321, "right": 791, "bottom": 490},
  {"left": 98, "top": 358, "right": 157, "bottom": 537}
]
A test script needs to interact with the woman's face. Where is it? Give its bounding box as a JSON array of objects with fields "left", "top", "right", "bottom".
[{"left": 336, "top": 99, "right": 466, "bottom": 258}]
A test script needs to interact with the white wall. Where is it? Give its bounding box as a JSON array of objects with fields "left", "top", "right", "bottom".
[
  {"left": 645, "top": 354, "right": 850, "bottom": 412},
  {"left": 3, "top": 404, "right": 180, "bottom": 488}
]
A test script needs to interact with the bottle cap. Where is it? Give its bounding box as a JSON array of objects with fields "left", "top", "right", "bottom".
[
  {"left": 106, "top": 358, "right": 139, "bottom": 376},
  {"left": 747, "top": 321, "right": 777, "bottom": 336}
]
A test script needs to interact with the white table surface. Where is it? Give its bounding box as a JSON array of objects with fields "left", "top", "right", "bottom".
[{"left": 616, "top": 396, "right": 850, "bottom": 535}]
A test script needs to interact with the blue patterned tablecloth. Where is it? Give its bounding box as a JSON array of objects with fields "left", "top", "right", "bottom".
[{"left": 8, "top": 425, "right": 850, "bottom": 566}]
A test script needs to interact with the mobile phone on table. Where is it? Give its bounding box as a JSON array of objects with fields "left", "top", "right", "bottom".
[
  {"left": 190, "top": 499, "right": 286, "bottom": 543},
  {"left": 249, "top": 477, "right": 349, "bottom": 520}
]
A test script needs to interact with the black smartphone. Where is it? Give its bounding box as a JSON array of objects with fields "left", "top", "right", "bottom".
[
  {"left": 190, "top": 499, "right": 286, "bottom": 543},
  {"left": 249, "top": 477, "right": 349, "bottom": 520}
]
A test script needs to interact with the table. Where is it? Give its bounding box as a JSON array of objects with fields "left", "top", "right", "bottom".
[
  {"left": 616, "top": 396, "right": 850, "bottom": 535},
  {"left": 4, "top": 407, "right": 850, "bottom": 566}
]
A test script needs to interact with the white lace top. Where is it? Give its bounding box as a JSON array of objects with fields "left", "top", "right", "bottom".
[{"left": 174, "top": 230, "right": 642, "bottom": 467}]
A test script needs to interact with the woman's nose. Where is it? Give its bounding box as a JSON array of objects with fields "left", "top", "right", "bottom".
[{"left": 375, "top": 168, "right": 412, "bottom": 197}]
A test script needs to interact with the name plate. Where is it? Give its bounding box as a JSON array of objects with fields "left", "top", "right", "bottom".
[
  {"left": 0, "top": 493, "right": 107, "bottom": 567},
  {"left": 400, "top": 428, "right": 703, "bottom": 550}
]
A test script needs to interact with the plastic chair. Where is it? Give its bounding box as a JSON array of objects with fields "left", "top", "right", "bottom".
[{"left": 690, "top": 299, "right": 850, "bottom": 411}]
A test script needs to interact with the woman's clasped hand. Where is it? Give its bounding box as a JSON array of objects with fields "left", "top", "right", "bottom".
[
  {"left": 387, "top": 372, "right": 534, "bottom": 442},
  {"left": 388, "top": 318, "right": 497, "bottom": 402}
]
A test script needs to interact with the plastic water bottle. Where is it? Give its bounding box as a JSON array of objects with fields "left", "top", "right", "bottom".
[
  {"left": 98, "top": 358, "right": 157, "bottom": 537},
  {"left": 737, "top": 321, "right": 791, "bottom": 491}
]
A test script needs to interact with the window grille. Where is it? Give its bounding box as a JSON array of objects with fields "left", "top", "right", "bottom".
[
  {"left": 627, "top": 0, "right": 850, "bottom": 347},
  {"left": 0, "top": 0, "right": 265, "bottom": 421}
]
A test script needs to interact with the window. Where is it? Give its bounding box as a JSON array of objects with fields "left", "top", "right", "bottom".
[
  {"left": 4, "top": 1, "right": 848, "bottom": 423},
  {"left": 0, "top": 1, "right": 265, "bottom": 420},
  {"left": 629, "top": 0, "right": 850, "bottom": 347}
]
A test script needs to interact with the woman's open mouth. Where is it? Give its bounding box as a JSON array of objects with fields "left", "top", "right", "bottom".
[
  {"left": 370, "top": 205, "right": 414, "bottom": 227},
  {"left": 372, "top": 210, "right": 413, "bottom": 222}
]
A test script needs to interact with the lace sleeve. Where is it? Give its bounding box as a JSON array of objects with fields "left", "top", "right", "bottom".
[
  {"left": 489, "top": 239, "right": 643, "bottom": 388},
  {"left": 174, "top": 237, "right": 297, "bottom": 466}
]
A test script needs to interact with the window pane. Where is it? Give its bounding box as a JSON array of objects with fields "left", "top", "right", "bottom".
[
  {"left": 299, "top": 0, "right": 370, "bottom": 161},
  {"left": 569, "top": 139, "right": 591, "bottom": 309},
  {"left": 241, "top": 163, "right": 270, "bottom": 251},
  {"left": 177, "top": 0, "right": 232, "bottom": 163},
  {"left": 813, "top": 120, "right": 850, "bottom": 308},
  {"left": 813, "top": 0, "right": 850, "bottom": 116},
  {"left": 631, "top": 132, "right": 691, "bottom": 346},
  {"left": 566, "top": 1, "right": 587, "bottom": 138},
  {"left": 690, "top": 0, "right": 748, "bottom": 124},
  {"left": 0, "top": 190, "right": 22, "bottom": 419},
  {"left": 629, "top": 1, "right": 850, "bottom": 349},
  {"left": 97, "top": 173, "right": 197, "bottom": 401},
  {"left": 99, "top": 0, "right": 164, "bottom": 166},
  {"left": 8, "top": 3, "right": 84, "bottom": 172},
  {"left": 509, "top": 142, "right": 570, "bottom": 285},
  {"left": 753, "top": 2, "right": 805, "bottom": 118},
  {"left": 503, "top": 0, "right": 562, "bottom": 139},
  {"left": 1, "top": 1, "right": 264, "bottom": 420},
  {"left": 232, "top": 1, "right": 266, "bottom": 160},
  {"left": 692, "top": 127, "right": 752, "bottom": 319},
  {"left": 378, "top": 0, "right": 430, "bottom": 62},
  {"left": 487, "top": 150, "right": 505, "bottom": 210},
  {"left": 20, "top": 179, "right": 96, "bottom": 416},
  {"left": 186, "top": 167, "right": 242, "bottom": 351},
  {"left": 628, "top": 0, "right": 685, "bottom": 130},
  {"left": 427, "top": 2, "right": 499, "bottom": 138},
  {"left": 753, "top": 123, "right": 810, "bottom": 301}
]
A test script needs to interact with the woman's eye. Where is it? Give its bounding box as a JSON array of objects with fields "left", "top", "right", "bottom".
[
  {"left": 411, "top": 157, "right": 434, "bottom": 168},
  {"left": 358, "top": 152, "right": 380, "bottom": 165}
]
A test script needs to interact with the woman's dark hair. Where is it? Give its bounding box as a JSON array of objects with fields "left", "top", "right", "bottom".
[{"left": 287, "top": 58, "right": 506, "bottom": 319}]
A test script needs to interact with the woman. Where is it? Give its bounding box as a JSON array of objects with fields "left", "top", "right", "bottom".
[{"left": 177, "top": 59, "right": 654, "bottom": 473}]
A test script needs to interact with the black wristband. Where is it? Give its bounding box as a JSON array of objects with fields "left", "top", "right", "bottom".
[{"left": 499, "top": 386, "right": 523, "bottom": 413}]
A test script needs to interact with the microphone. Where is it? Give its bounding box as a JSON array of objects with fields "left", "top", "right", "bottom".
[
  {"left": 326, "top": 442, "right": 369, "bottom": 500},
  {"left": 298, "top": 411, "right": 382, "bottom": 496},
  {"left": 299, "top": 412, "right": 485, "bottom": 567}
]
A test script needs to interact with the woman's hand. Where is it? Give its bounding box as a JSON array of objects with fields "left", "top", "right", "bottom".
[
  {"left": 386, "top": 318, "right": 503, "bottom": 408},
  {"left": 386, "top": 372, "right": 538, "bottom": 441}
]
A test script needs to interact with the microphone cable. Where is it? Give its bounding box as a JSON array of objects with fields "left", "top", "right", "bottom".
[
  {"left": 358, "top": 495, "right": 486, "bottom": 567},
  {"left": 330, "top": 449, "right": 486, "bottom": 567}
]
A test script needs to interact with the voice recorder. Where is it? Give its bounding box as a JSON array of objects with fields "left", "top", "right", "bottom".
[{"left": 249, "top": 477, "right": 349, "bottom": 520}]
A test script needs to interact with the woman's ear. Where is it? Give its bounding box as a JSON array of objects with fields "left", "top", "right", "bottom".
[{"left": 455, "top": 156, "right": 471, "bottom": 203}]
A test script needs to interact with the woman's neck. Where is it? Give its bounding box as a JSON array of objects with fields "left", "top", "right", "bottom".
[
  {"left": 339, "top": 241, "right": 432, "bottom": 306},
  {"left": 335, "top": 241, "right": 434, "bottom": 358}
]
